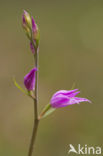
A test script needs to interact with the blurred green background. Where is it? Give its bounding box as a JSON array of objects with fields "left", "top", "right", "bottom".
[{"left": 0, "top": 0, "right": 103, "bottom": 155}]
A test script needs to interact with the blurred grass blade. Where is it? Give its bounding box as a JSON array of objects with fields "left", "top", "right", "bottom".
[{"left": 71, "top": 82, "right": 76, "bottom": 89}]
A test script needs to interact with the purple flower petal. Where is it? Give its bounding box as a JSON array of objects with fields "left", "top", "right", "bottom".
[
  {"left": 50, "top": 94, "right": 69, "bottom": 108},
  {"left": 52, "top": 89, "right": 78, "bottom": 98},
  {"left": 24, "top": 68, "right": 37, "bottom": 91},
  {"left": 71, "top": 97, "right": 91, "bottom": 104},
  {"left": 68, "top": 91, "right": 80, "bottom": 97},
  {"left": 50, "top": 89, "right": 91, "bottom": 108}
]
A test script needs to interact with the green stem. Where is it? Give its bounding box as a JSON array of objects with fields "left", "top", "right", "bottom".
[
  {"left": 28, "top": 118, "right": 39, "bottom": 156},
  {"left": 28, "top": 47, "right": 39, "bottom": 156}
]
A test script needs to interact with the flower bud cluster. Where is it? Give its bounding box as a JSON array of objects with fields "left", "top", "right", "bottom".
[{"left": 22, "top": 10, "right": 40, "bottom": 53}]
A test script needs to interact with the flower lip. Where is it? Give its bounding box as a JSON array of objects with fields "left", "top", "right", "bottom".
[{"left": 50, "top": 89, "right": 91, "bottom": 108}]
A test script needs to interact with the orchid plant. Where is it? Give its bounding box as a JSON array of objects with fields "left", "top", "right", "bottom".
[{"left": 13, "top": 10, "right": 91, "bottom": 156}]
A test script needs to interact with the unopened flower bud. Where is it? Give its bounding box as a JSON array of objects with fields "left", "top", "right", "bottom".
[
  {"left": 32, "top": 17, "right": 40, "bottom": 45},
  {"left": 24, "top": 68, "right": 37, "bottom": 91},
  {"left": 30, "top": 41, "right": 35, "bottom": 54},
  {"left": 22, "top": 10, "right": 32, "bottom": 39},
  {"left": 23, "top": 10, "right": 32, "bottom": 28}
]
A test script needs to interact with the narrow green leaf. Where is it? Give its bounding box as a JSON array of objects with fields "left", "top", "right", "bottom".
[
  {"left": 13, "top": 77, "right": 28, "bottom": 95},
  {"left": 39, "top": 103, "right": 56, "bottom": 119},
  {"left": 43, "top": 107, "right": 56, "bottom": 118}
]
